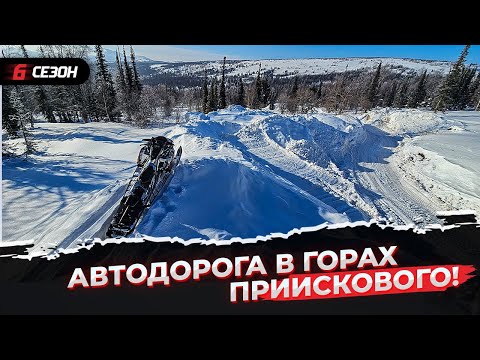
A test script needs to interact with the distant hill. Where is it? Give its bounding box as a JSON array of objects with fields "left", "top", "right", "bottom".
[
  {"left": 102, "top": 47, "right": 152, "bottom": 63},
  {"left": 148, "top": 57, "right": 457, "bottom": 79}
]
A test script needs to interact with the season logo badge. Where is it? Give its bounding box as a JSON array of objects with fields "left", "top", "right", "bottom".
[{"left": 0, "top": 58, "right": 89, "bottom": 85}]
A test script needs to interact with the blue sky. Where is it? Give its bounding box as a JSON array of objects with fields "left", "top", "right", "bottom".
[
  {"left": 127, "top": 45, "right": 480, "bottom": 63},
  {"left": 19, "top": 44, "right": 479, "bottom": 63}
]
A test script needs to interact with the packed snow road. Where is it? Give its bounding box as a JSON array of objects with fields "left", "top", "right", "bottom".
[
  {"left": 359, "top": 110, "right": 480, "bottom": 224},
  {"left": 2, "top": 107, "right": 479, "bottom": 255}
]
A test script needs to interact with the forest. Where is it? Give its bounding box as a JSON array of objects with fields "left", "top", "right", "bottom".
[{"left": 2, "top": 45, "right": 480, "bottom": 155}]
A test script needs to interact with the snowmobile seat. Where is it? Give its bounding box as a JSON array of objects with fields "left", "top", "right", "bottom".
[
  {"left": 139, "top": 164, "right": 155, "bottom": 186},
  {"left": 126, "top": 186, "right": 144, "bottom": 206}
]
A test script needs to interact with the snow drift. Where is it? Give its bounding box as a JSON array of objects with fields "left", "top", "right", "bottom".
[{"left": 2, "top": 107, "right": 479, "bottom": 255}]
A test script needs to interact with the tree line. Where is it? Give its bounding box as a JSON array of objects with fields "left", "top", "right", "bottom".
[
  {"left": 2, "top": 45, "right": 149, "bottom": 153},
  {"left": 137, "top": 45, "right": 479, "bottom": 117},
  {"left": 3, "top": 45, "right": 479, "bottom": 155},
  {"left": 194, "top": 45, "right": 479, "bottom": 114}
]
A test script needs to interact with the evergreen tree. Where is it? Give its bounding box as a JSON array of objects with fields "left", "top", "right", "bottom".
[
  {"left": 19, "top": 44, "right": 28, "bottom": 58},
  {"left": 433, "top": 45, "right": 471, "bottom": 111},
  {"left": 79, "top": 77, "right": 97, "bottom": 122},
  {"left": 123, "top": 46, "right": 134, "bottom": 92},
  {"left": 237, "top": 78, "right": 245, "bottom": 107},
  {"left": 268, "top": 87, "right": 277, "bottom": 110},
  {"left": 261, "top": 75, "right": 271, "bottom": 106},
  {"left": 291, "top": 76, "right": 299, "bottom": 96},
  {"left": 115, "top": 50, "right": 127, "bottom": 94},
  {"left": 32, "top": 45, "right": 56, "bottom": 122},
  {"left": 408, "top": 70, "right": 428, "bottom": 108},
  {"left": 95, "top": 45, "right": 117, "bottom": 121},
  {"left": 213, "top": 78, "right": 218, "bottom": 110},
  {"left": 384, "top": 81, "right": 397, "bottom": 107},
  {"left": 287, "top": 76, "right": 299, "bottom": 113},
  {"left": 36, "top": 86, "right": 56, "bottom": 122},
  {"left": 202, "top": 69, "right": 209, "bottom": 113},
  {"left": 2, "top": 86, "right": 20, "bottom": 137},
  {"left": 457, "top": 66, "right": 476, "bottom": 109},
  {"left": 18, "top": 45, "right": 36, "bottom": 127},
  {"left": 208, "top": 77, "right": 217, "bottom": 111},
  {"left": 252, "top": 63, "right": 262, "bottom": 108},
  {"left": 316, "top": 81, "right": 323, "bottom": 99},
  {"left": 130, "top": 45, "right": 142, "bottom": 93},
  {"left": 468, "top": 72, "right": 480, "bottom": 108},
  {"left": 163, "top": 86, "right": 173, "bottom": 117},
  {"left": 219, "top": 57, "right": 227, "bottom": 109},
  {"left": 394, "top": 81, "right": 409, "bottom": 108},
  {"left": 366, "top": 62, "right": 381, "bottom": 110}
]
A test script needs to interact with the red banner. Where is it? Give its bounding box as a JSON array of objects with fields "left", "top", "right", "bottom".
[{"left": 261, "top": 265, "right": 476, "bottom": 301}]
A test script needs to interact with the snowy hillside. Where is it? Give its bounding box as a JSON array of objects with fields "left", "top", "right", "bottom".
[
  {"left": 150, "top": 57, "right": 455, "bottom": 78},
  {"left": 3, "top": 107, "right": 480, "bottom": 256}
]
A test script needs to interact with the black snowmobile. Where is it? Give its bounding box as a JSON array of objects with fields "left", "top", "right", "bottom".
[{"left": 106, "top": 136, "right": 182, "bottom": 238}]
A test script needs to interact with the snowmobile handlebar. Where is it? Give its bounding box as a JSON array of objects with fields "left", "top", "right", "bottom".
[{"left": 142, "top": 137, "right": 173, "bottom": 144}]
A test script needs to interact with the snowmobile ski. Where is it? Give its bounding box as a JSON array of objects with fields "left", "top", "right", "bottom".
[{"left": 106, "top": 136, "right": 182, "bottom": 238}]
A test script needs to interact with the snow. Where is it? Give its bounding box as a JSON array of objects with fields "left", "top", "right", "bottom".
[
  {"left": 390, "top": 111, "right": 480, "bottom": 216},
  {"left": 2, "top": 107, "right": 480, "bottom": 256},
  {"left": 436, "top": 210, "right": 476, "bottom": 216},
  {"left": 150, "top": 57, "right": 457, "bottom": 79},
  {"left": 362, "top": 109, "right": 446, "bottom": 136}
]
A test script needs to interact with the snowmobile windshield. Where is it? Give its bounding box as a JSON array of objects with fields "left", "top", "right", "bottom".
[
  {"left": 137, "top": 146, "right": 149, "bottom": 166},
  {"left": 151, "top": 137, "right": 169, "bottom": 159}
]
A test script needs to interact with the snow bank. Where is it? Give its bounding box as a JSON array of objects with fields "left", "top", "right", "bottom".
[
  {"left": 3, "top": 108, "right": 368, "bottom": 250},
  {"left": 135, "top": 158, "right": 341, "bottom": 240},
  {"left": 362, "top": 109, "right": 446, "bottom": 136},
  {"left": 237, "top": 112, "right": 366, "bottom": 168},
  {"left": 4, "top": 107, "right": 477, "bottom": 254}
]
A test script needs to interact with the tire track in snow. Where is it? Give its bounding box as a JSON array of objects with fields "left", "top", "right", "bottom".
[
  {"left": 353, "top": 128, "right": 442, "bottom": 225},
  {"left": 237, "top": 122, "right": 378, "bottom": 220},
  {"left": 27, "top": 180, "right": 127, "bottom": 256}
]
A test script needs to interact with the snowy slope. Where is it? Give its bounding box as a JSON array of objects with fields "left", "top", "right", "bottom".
[
  {"left": 357, "top": 110, "right": 480, "bottom": 224},
  {"left": 3, "top": 107, "right": 480, "bottom": 256},
  {"left": 150, "top": 57, "right": 455, "bottom": 78},
  {"left": 362, "top": 108, "right": 448, "bottom": 135},
  {"left": 394, "top": 111, "right": 480, "bottom": 215},
  {"left": 3, "top": 109, "right": 368, "bottom": 253}
]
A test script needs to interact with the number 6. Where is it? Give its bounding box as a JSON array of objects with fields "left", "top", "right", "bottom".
[{"left": 13, "top": 64, "right": 27, "bottom": 80}]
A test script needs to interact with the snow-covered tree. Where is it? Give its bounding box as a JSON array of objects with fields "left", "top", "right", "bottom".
[
  {"left": 383, "top": 81, "right": 397, "bottom": 107},
  {"left": 394, "top": 80, "right": 409, "bottom": 108},
  {"left": 433, "top": 45, "right": 471, "bottom": 111},
  {"left": 2, "top": 86, "right": 20, "bottom": 137},
  {"left": 408, "top": 70, "right": 428, "bottom": 108}
]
